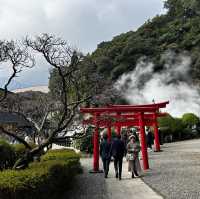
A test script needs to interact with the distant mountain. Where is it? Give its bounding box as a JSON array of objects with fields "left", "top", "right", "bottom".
[
  {"left": 0, "top": 77, "right": 32, "bottom": 91},
  {"left": 13, "top": 86, "right": 49, "bottom": 93}
]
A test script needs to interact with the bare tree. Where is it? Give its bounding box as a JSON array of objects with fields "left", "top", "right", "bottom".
[
  {"left": 8, "top": 34, "right": 105, "bottom": 169},
  {"left": 0, "top": 34, "right": 117, "bottom": 169},
  {"left": 0, "top": 40, "right": 34, "bottom": 102},
  {"left": 0, "top": 40, "right": 34, "bottom": 147}
]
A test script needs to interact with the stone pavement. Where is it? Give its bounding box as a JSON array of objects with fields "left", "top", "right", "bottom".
[
  {"left": 63, "top": 158, "right": 163, "bottom": 199},
  {"left": 143, "top": 139, "right": 200, "bottom": 199}
]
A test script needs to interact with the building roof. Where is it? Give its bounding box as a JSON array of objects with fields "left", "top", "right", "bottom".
[{"left": 0, "top": 112, "right": 33, "bottom": 128}]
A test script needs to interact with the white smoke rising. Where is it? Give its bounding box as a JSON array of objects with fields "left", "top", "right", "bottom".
[{"left": 115, "top": 52, "right": 200, "bottom": 117}]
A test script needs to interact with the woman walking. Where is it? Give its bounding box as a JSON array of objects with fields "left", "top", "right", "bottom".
[{"left": 126, "top": 135, "right": 142, "bottom": 178}]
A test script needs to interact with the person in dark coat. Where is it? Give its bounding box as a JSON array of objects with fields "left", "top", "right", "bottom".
[
  {"left": 146, "top": 128, "right": 154, "bottom": 150},
  {"left": 100, "top": 133, "right": 111, "bottom": 178},
  {"left": 111, "top": 134, "right": 126, "bottom": 180},
  {"left": 122, "top": 133, "right": 128, "bottom": 156}
]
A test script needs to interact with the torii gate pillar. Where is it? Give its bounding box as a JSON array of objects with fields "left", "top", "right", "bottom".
[
  {"left": 116, "top": 112, "right": 121, "bottom": 135},
  {"left": 139, "top": 112, "right": 149, "bottom": 170},
  {"left": 153, "top": 113, "right": 160, "bottom": 152},
  {"left": 90, "top": 114, "right": 103, "bottom": 173},
  {"left": 107, "top": 126, "right": 112, "bottom": 143},
  {"left": 93, "top": 126, "right": 99, "bottom": 171}
]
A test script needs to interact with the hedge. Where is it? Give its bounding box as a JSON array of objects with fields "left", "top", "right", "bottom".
[
  {"left": 13, "top": 143, "right": 38, "bottom": 160},
  {"left": 41, "top": 149, "right": 80, "bottom": 162},
  {"left": 0, "top": 149, "right": 81, "bottom": 199}
]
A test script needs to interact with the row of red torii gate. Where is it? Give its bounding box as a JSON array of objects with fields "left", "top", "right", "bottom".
[{"left": 80, "top": 101, "right": 169, "bottom": 171}]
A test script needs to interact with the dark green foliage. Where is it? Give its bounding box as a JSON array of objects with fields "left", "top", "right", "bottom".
[
  {"left": 74, "top": 127, "right": 93, "bottom": 153},
  {"left": 86, "top": 0, "right": 200, "bottom": 82},
  {"left": 0, "top": 149, "right": 80, "bottom": 199},
  {"left": 161, "top": 116, "right": 184, "bottom": 135},
  {"left": 182, "top": 113, "right": 200, "bottom": 127},
  {"left": 13, "top": 143, "right": 27, "bottom": 159},
  {"left": 0, "top": 142, "right": 39, "bottom": 170},
  {"left": 111, "top": 63, "right": 129, "bottom": 80},
  {"left": 158, "top": 114, "right": 175, "bottom": 131},
  {"left": 158, "top": 113, "right": 200, "bottom": 141},
  {"left": 96, "top": 56, "right": 114, "bottom": 74},
  {"left": 172, "top": 118, "right": 185, "bottom": 140},
  {"left": 13, "top": 143, "right": 37, "bottom": 160},
  {"left": 41, "top": 149, "right": 80, "bottom": 161},
  {"left": 0, "top": 140, "right": 15, "bottom": 170},
  {"left": 158, "top": 114, "right": 185, "bottom": 137}
]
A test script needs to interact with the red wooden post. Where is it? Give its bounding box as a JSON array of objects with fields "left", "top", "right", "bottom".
[
  {"left": 107, "top": 126, "right": 112, "bottom": 143},
  {"left": 153, "top": 113, "right": 160, "bottom": 152},
  {"left": 93, "top": 115, "right": 99, "bottom": 171},
  {"left": 139, "top": 112, "right": 149, "bottom": 170},
  {"left": 116, "top": 125, "right": 121, "bottom": 135},
  {"left": 116, "top": 112, "right": 121, "bottom": 135}
]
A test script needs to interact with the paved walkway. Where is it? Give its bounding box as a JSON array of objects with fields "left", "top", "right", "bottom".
[
  {"left": 63, "top": 158, "right": 162, "bottom": 199},
  {"left": 143, "top": 139, "right": 200, "bottom": 199}
]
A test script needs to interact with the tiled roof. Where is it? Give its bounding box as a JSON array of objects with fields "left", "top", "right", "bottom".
[{"left": 0, "top": 112, "right": 33, "bottom": 127}]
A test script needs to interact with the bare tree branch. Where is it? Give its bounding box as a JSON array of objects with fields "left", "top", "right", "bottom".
[
  {"left": 0, "top": 33, "right": 108, "bottom": 169},
  {"left": 0, "top": 126, "right": 32, "bottom": 149},
  {"left": 0, "top": 40, "right": 35, "bottom": 102}
]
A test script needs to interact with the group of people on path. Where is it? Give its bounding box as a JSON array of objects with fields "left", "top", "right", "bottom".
[{"left": 100, "top": 130, "right": 142, "bottom": 180}]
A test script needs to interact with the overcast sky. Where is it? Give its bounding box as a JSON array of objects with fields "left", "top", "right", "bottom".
[{"left": 0, "top": 0, "right": 165, "bottom": 89}]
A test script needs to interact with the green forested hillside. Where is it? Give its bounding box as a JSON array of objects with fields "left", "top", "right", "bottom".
[{"left": 90, "top": 0, "right": 200, "bottom": 83}]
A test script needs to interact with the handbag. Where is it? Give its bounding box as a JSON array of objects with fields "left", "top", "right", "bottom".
[{"left": 126, "top": 153, "right": 134, "bottom": 161}]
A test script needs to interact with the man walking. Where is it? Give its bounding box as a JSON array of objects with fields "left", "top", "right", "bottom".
[
  {"left": 100, "top": 133, "right": 111, "bottom": 178},
  {"left": 146, "top": 127, "right": 154, "bottom": 150},
  {"left": 111, "top": 134, "right": 126, "bottom": 180}
]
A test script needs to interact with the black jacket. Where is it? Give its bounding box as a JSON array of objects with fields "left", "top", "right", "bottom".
[
  {"left": 111, "top": 138, "right": 126, "bottom": 159},
  {"left": 147, "top": 131, "right": 154, "bottom": 144},
  {"left": 100, "top": 139, "right": 111, "bottom": 160}
]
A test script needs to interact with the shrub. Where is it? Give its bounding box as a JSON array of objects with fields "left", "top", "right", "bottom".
[
  {"left": 158, "top": 114, "right": 185, "bottom": 141},
  {"left": 172, "top": 118, "right": 184, "bottom": 140},
  {"left": 182, "top": 113, "right": 200, "bottom": 127},
  {"left": 41, "top": 149, "right": 80, "bottom": 162},
  {"left": 13, "top": 143, "right": 42, "bottom": 163},
  {"left": 158, "top": 113, "right": 200, "bottom": 141},
  {"left": 0, "top": 139, "right": 15, "bottom": 170},
  {"left": 13, "top": 143, "right": 38, "bottom": 159},
  {"left": 158, "top": 113, "right": 175, "bottom": 136},
  {"left": 13, "top": 144, "right": 27, "bottom": 159},
  {"left": 0, "top": 149, "right": 80, "bottom": 199}
]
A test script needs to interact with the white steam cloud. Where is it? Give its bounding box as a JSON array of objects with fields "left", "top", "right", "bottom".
[{"left": 115, "top": 51, "right": 200, "bottom": 117}]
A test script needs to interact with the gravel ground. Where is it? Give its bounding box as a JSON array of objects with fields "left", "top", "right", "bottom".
[{"left": 142, "top": 139, "right": 200, "bottom": 199}]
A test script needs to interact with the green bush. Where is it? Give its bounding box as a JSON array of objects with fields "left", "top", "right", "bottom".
[
  {"left": 171, "top": 118, "right": 184, "bottom": 140},
  {"left": 158, "top": 114, "right": 185, "bottom": 141},
  {"left": 0, "top": 149, "right": 80, "bottom": 199},
  {"left": 0, "top": 139, "right": 15, "bottom": 170},
  {"left": 158, "top": 114, "right": 175, "bottom": 136},
  {"left": 158, "top": 113, "right": 200, "bottom": 141},
  {"left": 13, "top": 143, "right": 38, "bottom": 160},
  {"left": 13, "top": 144, "right": 27, "bottom": 159},
  {"left": 41, "top": 149, "right": 80, "bottom": 162},
  {"left": 182, "top": 113, "right": 200, "bottom": 127}
]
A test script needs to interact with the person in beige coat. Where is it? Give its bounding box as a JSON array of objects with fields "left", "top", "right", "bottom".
[{"left": 126, "top": 135, "right": 142, "bottom": 178}]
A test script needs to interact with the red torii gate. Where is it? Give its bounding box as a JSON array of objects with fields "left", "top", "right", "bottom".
[{"left": 80, "top": 101, "right": 169, "bottom": 171}]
